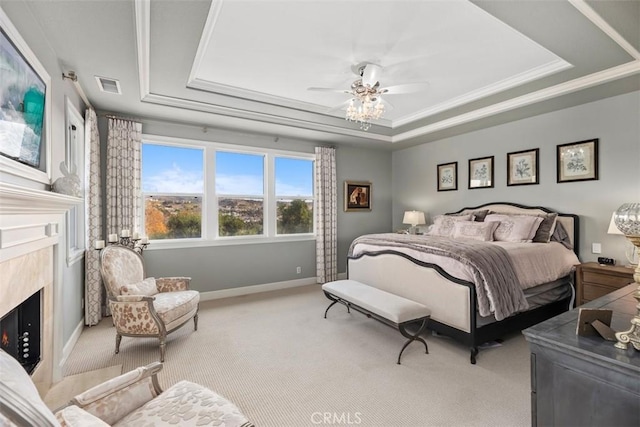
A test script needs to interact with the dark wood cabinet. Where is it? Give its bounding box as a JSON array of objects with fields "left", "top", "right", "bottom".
[
  {"left": 523, "top": 284, "right": 640, "bottom": 427},
  {"left": 575, "top": 262, "right": 634, "bottom": 306}
]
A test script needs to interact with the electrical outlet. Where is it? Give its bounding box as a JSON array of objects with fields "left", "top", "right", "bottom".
[
  {"left": 592, "top": 243, "right": 602, "bottom": 254},
  {"left": 296, "top": 266, "right": 301, "bottom": 274}
]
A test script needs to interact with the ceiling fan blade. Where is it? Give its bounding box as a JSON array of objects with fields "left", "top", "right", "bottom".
[
  {"left": 361, "top": 63, "right": 382, "bottom": 87},
  {"left": 379, "top": 82, "right": 430, "bottom": 95},
  {"left": 307, "top": 87, "right": 351, "bottom": 94}
]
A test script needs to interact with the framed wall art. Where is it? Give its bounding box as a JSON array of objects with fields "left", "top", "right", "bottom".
[
  {"left": 468, "top": 156, "right": 494, "bottom": 189},
  {"left": 437, "top": 162, "right": 458, "bottom": 192},
  {"left": 0, "top": 9, "right": 52, "bottom": 184},
  {"left": 557, "top": 139, "right": 599, "bottom": 183},
  {"left": 344, "top": 181, "right": 371, "bottom": 212},
  {"left": 507, "top": 148, "right": 539, "bottom": 186}
]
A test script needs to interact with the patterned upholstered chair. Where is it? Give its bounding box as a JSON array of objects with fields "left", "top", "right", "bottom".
[
  {"left": 0, "top": 349, "right": 253, "bottom": 426},
  {"left": 99, "top": 245, "right": 199, "bottom": 362}
]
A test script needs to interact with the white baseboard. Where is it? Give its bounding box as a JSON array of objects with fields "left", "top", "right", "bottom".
[
  {"left": 60, "top": 319, "right": 84, "bottom": 369},
  {"left": 200, "top": 271, "right": 347, "bottom": 301}
]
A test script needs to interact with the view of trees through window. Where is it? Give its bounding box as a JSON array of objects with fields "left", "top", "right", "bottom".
[{"left": 142, "top": 140, "right": 314, "bottom": 241}]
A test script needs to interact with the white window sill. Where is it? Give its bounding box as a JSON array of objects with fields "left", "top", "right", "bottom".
[{"left": 144, "top": 234, "right": 316, "bottom": 250}]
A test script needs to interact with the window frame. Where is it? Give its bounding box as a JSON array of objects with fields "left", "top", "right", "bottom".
[
  {"left": 141, "top": 134, "right": 315, "bottom": 249},
  {"left": 64, "top": 97, "right": 85, "bottom": 266}
]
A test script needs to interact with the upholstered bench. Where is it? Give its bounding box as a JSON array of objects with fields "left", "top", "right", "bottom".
[{"left": 322, "top": 279, "right": 430, "bottom": 364}]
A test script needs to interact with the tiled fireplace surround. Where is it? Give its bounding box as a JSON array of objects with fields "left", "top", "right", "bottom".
[{"left": 0, "top": 183, "right": 81, "bottom": 395}]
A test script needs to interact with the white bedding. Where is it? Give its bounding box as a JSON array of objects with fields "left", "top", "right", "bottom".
[{"left": 351, "top": 240, "right": 579, "bottom": 290}]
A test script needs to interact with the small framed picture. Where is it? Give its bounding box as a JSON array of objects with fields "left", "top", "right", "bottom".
[
  {"left": 507, "top": 148, "right": 539, "bottom": 186},
  {"left": 437, "top": 162, "right": 458, "bottom": 191},
  {"left": 344, "top": 181, "right": 372, "bottom": 212},
  {"left": 468, "top": 156, "right": 494, "bottom": 189},
  {"left": 557, "top": 139, "right": 599, "bottom": 183}
]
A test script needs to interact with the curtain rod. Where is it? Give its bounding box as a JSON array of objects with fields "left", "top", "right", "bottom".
[{"left": 101, "top": 113, "right": 142, "bottom": 123}]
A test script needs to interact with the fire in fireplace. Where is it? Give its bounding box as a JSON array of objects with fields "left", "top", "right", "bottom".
[{"left": 0, "top": 291, "right": 41, "bottom": 374}]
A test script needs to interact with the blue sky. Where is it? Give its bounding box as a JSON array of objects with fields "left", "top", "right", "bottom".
[{"left": 142, "top": 144, "right": 313, "bottom": 196}]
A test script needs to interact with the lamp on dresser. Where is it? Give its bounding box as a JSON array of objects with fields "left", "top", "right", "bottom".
[
  {"left": 608, "top": 212, "right": 639, "bottom": 266},
  {"left": 403, "top": 210, "right": 426, "bottom": 234},
  {"left": 612, "top": 202, "right": 640, "bottom": 351}
]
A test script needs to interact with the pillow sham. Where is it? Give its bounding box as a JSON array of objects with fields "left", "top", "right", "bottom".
[
  {"left": 428, "top": 214, "right": 472, "bottom": 237},
  {"left": 120, "top": 277, "right": 158, "bottom": 296},
  {"left": 551, "top": 221, "right": 573, "bottom": 249},
  {"left": 452, "top": 221, "right": 499, "bottom": 242},
  {"left": 532, "top": 212, "right": 558, "bottom": 243},
  {"left": 445, "top": 209, "right": 489, "bottom": 222},
  {"left": 485, "top": 214, "right": 543, "bottom": 242}
]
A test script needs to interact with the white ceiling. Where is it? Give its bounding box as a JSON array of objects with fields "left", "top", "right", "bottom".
[{"left": 9, "top": 0, "right": 640, "bottom": 149}]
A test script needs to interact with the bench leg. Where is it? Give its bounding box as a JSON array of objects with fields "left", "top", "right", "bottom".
[
  {"left": 323, "top": 291, "right": 351, "bottom": 318},
  {"left": 397, "top": 318, "right": 429, "bottom": 365}
]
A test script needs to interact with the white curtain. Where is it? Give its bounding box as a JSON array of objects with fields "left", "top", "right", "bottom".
[
  {"left": 84, "top": 109, "right": 103, "bottom": 326},
  {"left": 315, "top": 146, "right": 337, "bottom": 283},
  {"left": 106, "top": 118, "right": 142, "bottom": 237}
]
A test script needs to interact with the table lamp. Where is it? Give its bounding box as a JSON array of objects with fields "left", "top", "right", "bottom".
[
  {"left": 611, "top": 203, "right": 640, "bottom": 352},
  {"left": 403, "top": 211, "right": 426, "bottom": 234},
  {"left": 608, "top": 212, "right": 639, "bottom": 266}
]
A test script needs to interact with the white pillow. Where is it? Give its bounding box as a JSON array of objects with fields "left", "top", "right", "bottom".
[
  {"left": 485, "top": 214, "right": 543, "bottom": 242},
  {"left": 452, "top": 221, "right": 499, "bottom": 242},
  {"left": 120, "top": 277, "right": 158, "bottom": 296},
  {"left": 428, "top": 214, "right": 472, "bottom": 237}
]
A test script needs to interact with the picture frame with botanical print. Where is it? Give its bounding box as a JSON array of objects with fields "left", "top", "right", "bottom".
[
  {"left": 507, "top": 148, "right": 539, "bottom": 186},
  {"left": 557, "top": 139, "right": 599, "bottom": 183},
  {"left": 344, "top": 181, "right": 372, "bottom": 212},
  {"left": 437, "top": 161, "right": 458, "bottom": 191},
  {"left": 468, "top": 156, "right": 494, "bottom": 189}
]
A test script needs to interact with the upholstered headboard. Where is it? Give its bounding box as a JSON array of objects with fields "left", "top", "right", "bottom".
[{"left": 449, "top": 202, "right": 580, "bottom": 259}]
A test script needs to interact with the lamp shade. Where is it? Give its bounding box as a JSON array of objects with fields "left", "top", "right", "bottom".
[
  {"left": 403, "top": 211, "right": 426, "bottom": 226},
  {"left": 608, "top": 212, "right": 623, "bottom": 235}
]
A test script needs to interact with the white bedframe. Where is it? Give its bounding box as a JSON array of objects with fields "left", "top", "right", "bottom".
[{"left": 347, "top": 202, "right": 580, "bottom": 364}]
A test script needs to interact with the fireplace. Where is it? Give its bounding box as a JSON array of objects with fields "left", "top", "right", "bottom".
[{"left": 1, "top": 290, "right": 41, "bottom": 374}]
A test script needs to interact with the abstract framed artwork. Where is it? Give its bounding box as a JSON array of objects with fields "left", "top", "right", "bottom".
[
  {"left": 344, "top": 181, "right": 372, "bottom": 212},
  {"left": 507, "top": 148, "right": 539, "bottom": 186},
  {"left": 437, "top": 161, "right": 457, "bottom": 191},
  {"left": 557, "top": 139, "right": 599, "bottom": 183},
  {"left": 468, "top": 156, "right": 494, "bottom": 189},
  {"left": 0, "top": 9, "right": 52, "bottom": 184}
]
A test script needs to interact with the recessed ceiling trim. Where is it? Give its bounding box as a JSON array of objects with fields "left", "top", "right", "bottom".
[
  {"left": 392, "top": 58, "right": 572, "bottom": 127},
  {"left": 187, "top": 0, "right": 225, "bottom": 86},
  {"left": 135, "top": 0, "right": 150, "bottom": 100},
  {"left": 141, "top": 92, "right": 392, "bottom": 142},
  {"left": 392, "top": 59, "right": 640, "bottom": 143},
  {"left": 569, "top": 0, "right": 640, "bottom": 60}
]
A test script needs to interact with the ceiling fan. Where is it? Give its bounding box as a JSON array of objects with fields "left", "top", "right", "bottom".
[{"left": 308, "top": 62, "right": 429, "bottom": 130}]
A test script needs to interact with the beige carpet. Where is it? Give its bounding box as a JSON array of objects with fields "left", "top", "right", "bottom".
[
  {"left": 44, "top": 364, "right": 122, "bottom": 411},
  {"left": 63, "top": 285, "right": 531, "bottom": 426}
]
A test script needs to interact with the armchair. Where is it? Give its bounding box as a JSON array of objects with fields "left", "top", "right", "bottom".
[
  {"left": 99, "top": 245, "right": 199, "bottom": 362},
  {"left": 0, "top": 349, "right": 253, "bottom": 426}
]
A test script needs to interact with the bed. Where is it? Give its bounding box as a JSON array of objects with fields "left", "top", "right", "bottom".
[{"left": 347, "top": 202, "right": 580, "bottom": 364}]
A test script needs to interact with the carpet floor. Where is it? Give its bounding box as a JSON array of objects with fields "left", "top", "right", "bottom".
[{"left": 62, "top": 285, "right": 531, "bottom": 426}]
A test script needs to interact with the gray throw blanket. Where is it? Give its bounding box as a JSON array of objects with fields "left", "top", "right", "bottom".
[{"left": 348, "top": 234, "right": 529, "bottom": 320}]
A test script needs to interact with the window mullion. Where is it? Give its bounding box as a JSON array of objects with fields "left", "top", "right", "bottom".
[
  {"left": 207, "top": 146, "right": 217, "bottom": 239},
  {"left": 265, "top": 154, "right": 276, "bottom": 237}
]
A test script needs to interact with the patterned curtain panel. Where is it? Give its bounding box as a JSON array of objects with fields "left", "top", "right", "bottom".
[
  {"left": 315, "top": 146, "right": 337, "bottom": 283},
  {"left": 106, "top": 118, "right": 142, "bottom": 237},
  {"left": 84, "top": 109, "right": 103, "bottom": 326}
]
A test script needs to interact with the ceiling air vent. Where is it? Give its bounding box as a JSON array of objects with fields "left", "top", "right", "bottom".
[{"left": 95, "top": 76, "right": 121, "bottom": 94}]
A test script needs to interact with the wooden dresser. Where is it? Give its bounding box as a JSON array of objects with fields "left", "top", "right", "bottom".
[
  {"left": 575, "top": 262, "right": 634, "bottom": 306},
  {"left": 523, "top": 284, "right": 639, "bottom": 427}
]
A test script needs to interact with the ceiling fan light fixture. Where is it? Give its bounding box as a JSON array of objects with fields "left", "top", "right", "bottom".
[{"left": 346, "top": 93, "right": 385, "bottom": 131}]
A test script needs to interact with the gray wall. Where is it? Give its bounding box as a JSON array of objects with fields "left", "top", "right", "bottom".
[
  {"left": 2, "top": 2, "right": 87, "bottom": 345},
  {"left": 120, "top": 119, "right": 393, "bottom": 291},
  {"left": 392, "top": 91, "right": 640, "bottom": 264}
]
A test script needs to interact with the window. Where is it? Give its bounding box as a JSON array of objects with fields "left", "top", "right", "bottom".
[
  {"left": 65, "top": 99, "right": 85, "bottom": 266},
  {"left": 141, "top": 135, "right": 314, "bottom": 245},
  {"left": 216, "top": 151, "right": 264, "bottom": 237},
  {"left": 275, "top": 157, "right": 314, "bottom": 235},
  {"left": 142, "top": 143, "right": 204, "bottom": 239}
]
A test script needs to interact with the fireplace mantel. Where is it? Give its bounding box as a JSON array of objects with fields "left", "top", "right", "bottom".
[{"left": 0, "top": 181, "right": 82, "bottom": 393}]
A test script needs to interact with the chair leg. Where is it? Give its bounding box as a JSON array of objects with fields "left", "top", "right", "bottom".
[
  {"left": 159, "top": 337, "right": 166, "bottom": 363},
  {"left": 115, "top": 333, "right": 122, "bottom": 354},
  {"left": 194, "top": 313, "right": 199, "bottom": 331}
]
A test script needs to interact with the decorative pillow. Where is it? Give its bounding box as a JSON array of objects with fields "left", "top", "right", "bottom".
[
  {"left": 485, "top": 214, "right": 543, "bottom": 242},
  {"left": 471, "top": 209, "right": 489, "bottom": 222},
  {"left": 551, "top": 221, "right": 573, "bottom": 249},
  {"left": 428, "top": 214, "right": 472, "bottom": 237},
  {"left": 120, "top": 277, "right": 158, "bottom": 296},
  {"left": 452, "top": 221, "right": 499, "bottom": 241},
  {"left": 532, "top": 212, "right": 558, "bottom": 243}
]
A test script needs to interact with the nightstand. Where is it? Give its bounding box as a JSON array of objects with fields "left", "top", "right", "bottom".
[{"left": 575, "top": 262, "right": 634, "bottom": 306}]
